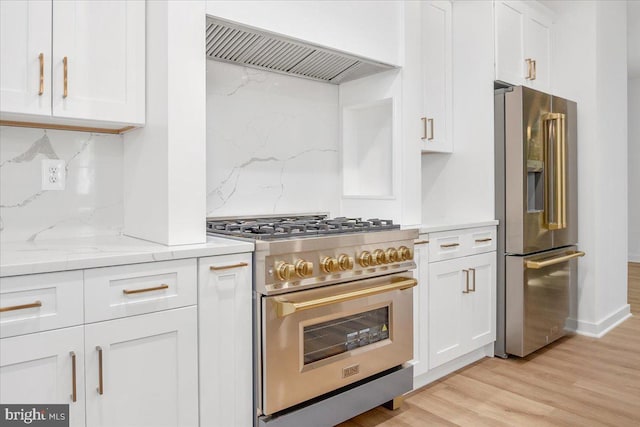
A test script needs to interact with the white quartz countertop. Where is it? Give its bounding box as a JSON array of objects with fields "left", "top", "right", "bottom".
[
  {"left": 403, "top": 220, "right": 499, "bottom": 235},
  {"left": 0, "top": 235, "right": 254, "bottom": 277}
]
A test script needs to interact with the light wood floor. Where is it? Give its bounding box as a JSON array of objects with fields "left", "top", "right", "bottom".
[{"left": 339, "top": 263, "right": 640, "bottom": 427}]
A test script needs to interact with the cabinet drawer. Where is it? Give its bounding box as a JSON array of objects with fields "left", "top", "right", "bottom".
[
  {"left": 0, "top": 271, "right": 83, "bottom": 338},
  {"left": 84, "top": 259, "right": 197, "bottom": 323},
  {"left": 428, "top": 226, "right": 496, "bottom": 262}
]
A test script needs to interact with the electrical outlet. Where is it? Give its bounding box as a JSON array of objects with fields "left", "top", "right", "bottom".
[{"left": 41, "top": 159, "right": 66, "bottom": 190}]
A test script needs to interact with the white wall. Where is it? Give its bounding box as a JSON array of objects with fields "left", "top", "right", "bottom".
[
  {"left": 630, "top": 77, "right": 640, "bottom": 262},
  {"left": 205, "top": 1, "right": 403, "bottom": 66},
  {"left": 0, "top": 127, "right": 123, "bottom": 242},
  {"left": 550, "top": 0, "right": 630, "bottom": 336},
  {"left": 206, "top": 61, "right": 340, "bottom": 217},
  {"left": 421, "top": 1, "right": 495, "bottom": 225}
]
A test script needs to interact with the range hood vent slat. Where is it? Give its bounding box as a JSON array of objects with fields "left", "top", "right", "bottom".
[{"left": 205, "top": 17, "right": 397, "bottom": 84}]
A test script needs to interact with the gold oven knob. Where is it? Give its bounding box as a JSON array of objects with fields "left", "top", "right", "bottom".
[
  {"left": 276, "top": 262, "right": 295, "bottom": 281},
  {"left": 321, "top": 257, "right": 339, "bottom": 274},
  {"left": 337, "top": 254, "right": 354, "bottom": 271},
  {"left": 295, "top": 260, "right": 313, "bottom": 278},
  {"left": 385, "top": 248, "right": 399, "bottom": 263},
  {"left": 398, "top": 246, "right": 413, "bottom": 261},
  {"left": 358, "top": 251, "right": 372, "bottom": 267},
  {"left": 372, "top": 249, "right": 386, "bottom": 265}
]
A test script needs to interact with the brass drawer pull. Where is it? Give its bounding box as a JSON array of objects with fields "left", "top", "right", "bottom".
[
  {"left": 462, "top": 270, "right": 470, "bottom": 294},
  {"left": 421, "top": 117, "right": 427, "bottom": 140},
  {"left": 122, "top": 284, "right": 169, "bottom": 295},
  {"left": 440, "top": 242, "right": 460, "bottom": 248},
  {"left": 96, "top": 346, "right": 104, "bottom": 395},
  {"left": 0, "top": 300, "right": 42, "bottom": 313},
  {"left": 525, "top": 250, "right": 585, "bottom": 269},
  {"left": 414, "top": 240, "right": 429, "bottom": 245},
  {"left": 39, "top": 53, "right": 44, "bottom": 95},
  {"left": 469, "top": 268, "right": 476, "bottom": 292},
  {"left": 475, "top": 237, "right": 492, "bottom": 243},
  {"left": 210, "top": 262, "right": 249, "bottom": 271},
  {"left": 428, "top": 118, "right": 434, "bottom": 140},
  {"left": 70, "top": 351, "right": 77, "bottom": 402},
  {"left": 525, "top": 58, "right": 532, "bottom": 79}
]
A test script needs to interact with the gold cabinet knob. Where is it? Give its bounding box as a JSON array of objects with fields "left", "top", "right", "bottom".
[
  {"left": 372, "top": 249, "right": 386, "bottom": 265},
  {"left": 321, "top": 257, "right": 339, "bottom": 274},
  {"left": 295, "top": 260, "right": 313, "bottom": 278},
  {"left": 276, "top": 262, "right": 295, "bottom": 281},
  {"left": 337, "top": 254, "right": 354, "bottom": 271},
  {"left": 358, "top": 251, "right": 372, "bottom": 267},
  {"left": 398, "top": 246, "right": 413, "bottom": 261},
  {"left": 385, "top": 248, "right": 399, "bottom": 263}
]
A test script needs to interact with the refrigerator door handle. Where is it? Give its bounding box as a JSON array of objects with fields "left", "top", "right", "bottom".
[
  {"left": 544, "top": 112, "right": 567, "bottom": 230},
  {"left": 525, "top": 250, "right": 585, "bottom": 269}
]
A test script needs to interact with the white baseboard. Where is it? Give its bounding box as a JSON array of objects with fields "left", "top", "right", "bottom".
[
  {"left": 412, "top": 343, "right": 494, "bottom": 391},
  {"left": 629, "top": 253, "right": 640, "bottom": 263},
  {"left": 567, "top": 304, "right": 632, "bottom": 338}
]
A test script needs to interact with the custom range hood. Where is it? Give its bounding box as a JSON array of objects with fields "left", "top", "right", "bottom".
[{"left": 205, "top": 17, "right": 398, "bottom": 84}]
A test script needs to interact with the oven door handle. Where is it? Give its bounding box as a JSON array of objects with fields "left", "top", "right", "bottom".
[{"left": 274, "top": 278, "right": 417, "bottom": 317}]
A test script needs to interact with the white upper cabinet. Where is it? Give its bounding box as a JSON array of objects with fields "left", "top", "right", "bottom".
[
  {"left": 0, "top": 1, "right": 52, "bottom": 116},
  {"left": 0, "top": 0, "right": 145, "bottom": 128},
  {"left": 421, "top": 0, "right": 453, "bottom": 153},
  {"left": 495, "top": 0, "right": 552, "bottom": 92}
]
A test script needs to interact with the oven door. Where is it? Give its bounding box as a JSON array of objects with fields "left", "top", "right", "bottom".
[{"left": 260, "top": 273, "right": 416, "bottom": 416}]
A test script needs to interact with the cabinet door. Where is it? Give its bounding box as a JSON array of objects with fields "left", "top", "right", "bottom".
[
  {"left": 428, "top": 256, "right": 467, "bottom": 368},
  {"left": 411, "top": 241, "right": 430, "bottom": 379},
  {"left": 421, "top": 0, "right": 453, "bottom": 153},
  {"left": 0, "top": 0, "right": 51, "bottom": 116},
  {"left": 84, "top": 307, "right": 198, "bottom": 427},
  {"left": 524, "top": 9, "right": 551, "bottom": 92},
  {"left": 52, "top": 0, "right": 144, "bottom": 124},
  {"left": 0, "top": 326, "right": 85, "bottom": 427},
  {"left": 463, "top": 252, "right": 497, "bottom": 351},
  {"left": 198, "top": 254, "right": 252, "bottom": 427},
  {"left": 495, "top": 0, "right": 526, "bottom": 86}
]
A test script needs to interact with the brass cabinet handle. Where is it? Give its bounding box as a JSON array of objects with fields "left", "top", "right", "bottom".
[
  {"left": 469, "top": 268, "right": 476, "bottom": 292},
  {"left": 210, "top": 262, "right": 249, "bottom": 271},
  {"left": 525, "top": 58, "right": 532, "bottom": 79},
  {"left": 0, "top": 300, "right": 42, "bottom": 313},
  {"left": 544, "top": 112, "right": 567, "bottom": 230},
  {"left": 475, "top": 237, "right": 492, "bottom": 243},
  {"left": 525, "top": 250, "right": 585, "bottom": 269},
  {"left": 462, "top": 270, "right": 470, "bottom": 294},
  {"left": 427, "top": 118, "right": 434, "bottom": 140},
  {"left": 96, "top": 346, "right": 103, "bottom": 395},
  {"left": 421, "top": 117, "right": 428, "bottom": 140},
  {"left": 63, "top": 56, "right": 68, "bottom": 98},
  {"left": 70, "top": 351, "right": 77, "bottom": 402},
  {"left": 274, "top": 277, "right": 417, "bottom": 317},
  {"left": 532, "top": 59, "right": 537, "bottom": 80},
  {"left": 39, "top": 53, "right": 44, "bottom": 95},
  {"left": 440, "top": 242, "right": 460, "bottom": 248},
  {"left": 414, "top": 240, "right": 429, "bottom": 245},
  {"left": 122, "top": 284, "right": 169, "bottom": 295}
]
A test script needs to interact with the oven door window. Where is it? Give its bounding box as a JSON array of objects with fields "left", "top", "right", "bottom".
[{"left": 303, "top": 306, "right": 390, "bottom": 365}]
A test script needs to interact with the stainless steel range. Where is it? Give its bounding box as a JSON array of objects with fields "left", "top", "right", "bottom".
[{"left": 207, "top": 214, "right": 418, "bottom": 427}]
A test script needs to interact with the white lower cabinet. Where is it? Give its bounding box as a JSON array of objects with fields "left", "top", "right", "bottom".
[
  {"left": 411, "top": 240, "right": 430, "bottom": 379},
  {"left": 429, "top": 251, "right": 496, "bottom": 369},
  {"left": 198, "top": 253, "right": 253, "bottom": 427},
  {"left": 84, "top": 307, "right": 198, "bottom": 427},
  {"left": 0, "top": 326, "right": 85, "bottom": 427}
]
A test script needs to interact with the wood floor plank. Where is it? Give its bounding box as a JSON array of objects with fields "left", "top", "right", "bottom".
[{"left": 337, "top": 263, "right": 640, "bottom": 426}]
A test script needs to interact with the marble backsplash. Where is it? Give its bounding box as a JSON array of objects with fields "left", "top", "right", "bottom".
[
  {"left": 0, "top": 126, "right": 123, "bottom": 242},
  {"left": 206, "top": 61, "right": 341, "bottom": 218}
]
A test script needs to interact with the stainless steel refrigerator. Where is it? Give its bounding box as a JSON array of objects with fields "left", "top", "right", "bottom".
[{"left": 494, "top": 85, "right": 585, "bottom": 358}]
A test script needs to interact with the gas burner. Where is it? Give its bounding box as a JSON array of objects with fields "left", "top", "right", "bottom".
[{"left": 206, "top": 215, "right": 400, "bottom": 240}]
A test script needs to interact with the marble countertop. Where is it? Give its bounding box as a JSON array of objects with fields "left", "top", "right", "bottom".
[
  {"left": 403, "top": 220, "right": 499, "bottom": 235},
  {"left": 0, "top": 235, "right": 254, "bottom": 277}
]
